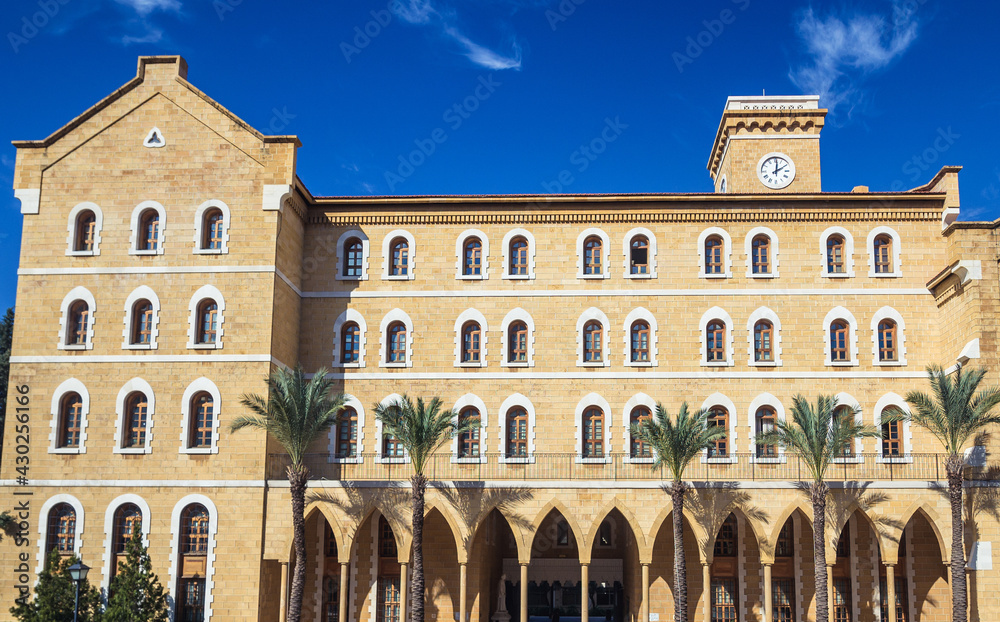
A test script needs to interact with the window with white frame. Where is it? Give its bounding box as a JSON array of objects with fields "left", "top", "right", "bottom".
[
  {"left": 874, "top": 393, "right": 912, "bottom": 461},
  {"left": 48, "top": 379, "right": 90, "bottom": 454},
  {"left": 453, "top": 309, "right": 488, "bottom": 367},
  {"left": 871, "top": 306, "right": 907, "bottom": 365},
  {"left": 622, "top": 392, "right": 657, "bottom": 462},
  {"left": 376, "top": 394, "right": 409, "bottom": 462},
  {"left": 100, "top": 495, "right": 151, "bottom": 593},
  {"left": 129, "top": 200, "right": 166, "bottom": 255},
  {"left": 36, "top": 495, "right": 85, "bottom": 575},
  {"left": 328, "top": 395, "right": 365, "bottom": 462},
  {"left": 502, "top": 228, "right": 536, "bottom": 279},
  {"left": 122, "top": 286, "right": 161, "bottom": 350},
  {"left": 382, "top": 229, "right": 415, "bottom": 280},
  {"left": 379, "top": 309, "right": 414, "bottom": 367},
  {"left": 744, "top": 226, "right": 779, "bottom": 277},
  {"left": 499, "top": 393, "right": 535, "bottom": 462},
  {"left": 832, "top": 392, "right": 864, "bottom": 462},
  {"left": 623, "top": 227, "right": 658, "bottom": 278},
  {"left": 577, "top": 308, "right": 611, "bottom": 367},
  {"left": 456, "top": 228, "right": 490, "bottom": 279},
  {"left": 193, "top": 199, "right": 231, "bottom": 254},
  {"left": 333, "top": 309, "right": 367, "bottom": 368},
  {"left": 747, "top": 393, "right": 785, "bottom": 462},
  {"left": 698, "top": 227, "right": 733, "bottom": 278},
  {"left": 66, "top": 202, "right": 103, "bottom": 256},
  {"left": 452, "top": 394, "right": 488, "bottom": 462},
  {"left": 819, "top": 226, "right": 855, "bottom": 277},
  {"left": 577, "top": 228, "right": 611, "bottom": 279},
  {"left": 168, "top": 495, "right": 218, "bottom": 622},
  {"left": 113, "top": 378, "right": 155, "bottom": 454},
  {"left": 187, "top": 285, "right": 226, "bottom": 349},
  {"left": 866, "top": 226, "right": 902, "bottom": 277},
  {"left": 746, "top": 306, "right": 782, "bottom": 366},
  {"left": 58, "top": 287, "right": 96, "bottom": 350},
  {"left": 701, "top": 392, "right": 738, "bottom": 462},
  {"left": 623, "top": 307, "right": 658, "bottom": 366},
  {"left": 501, "top": 308, "right": 534, "bottom": 367},
  {"left": 574, "top": 393, "right": 612, "bottom": 462},
  {"left": 180, "top": 377, "right": 221, "bottom": 454},
  {"left": 823, "top": 306, "right": 859, "bottom": 366},
  {"left": 336, "top": 230, "right": 370, "bottom": 281},
  {"left": 700, "top": 306, "right": 734, "bottom": 366}
]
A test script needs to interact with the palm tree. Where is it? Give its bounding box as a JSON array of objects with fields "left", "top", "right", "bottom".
[
  {"left": 631, "top": 402, "right": 727, "bottom": 622},
  {"left": 756, "top": 395, "right": 882, "bottom": 622},
  {"left": 232, "top": 365, "right": 346, "bottom": 622},
  {"left": 902, "top": 365, "right": 1000, "bottom": 622},
  {"left": 373, "top": 395, "right": 479, "bottom": 622}
]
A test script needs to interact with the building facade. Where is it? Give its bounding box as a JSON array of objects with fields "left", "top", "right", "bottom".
[{"left": 3, "top": 55, "right": 999, "bottom": 622}]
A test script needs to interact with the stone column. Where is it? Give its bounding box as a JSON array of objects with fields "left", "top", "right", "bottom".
[
  {"left": 581, "top": 563, "right": 590, "bottom": 622},
  {"left": 520, "top": 563, "right": 529, "bottom": 622},
  {"left": 763, "top": 563, "right": 773, "bottom": 622},
  {"left": 885, "top": 564, "right": 896, "bottom": 622},
  {"left": 400, "top": 562, "right": 408, "bottom": 622},
  {"left": 339, "top": 562, "right": 349, "bottom": 622},
  {"left": 702, "top": 563, "right": 711, "bottom": 622},
  {"left": 459, "top": 562, "right": 468, "bottom": 622},
  {"left": 827, "top": 564, "right": 836, "bottom": 620},
  {"left": 641, "top": 563, "right": 650, "bottom": 622},
  {"left": 279, "top": 561, "right": 289, "bottom": 622}
]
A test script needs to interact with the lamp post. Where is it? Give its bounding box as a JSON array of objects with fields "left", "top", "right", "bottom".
[{"left": 67, "top": 561, "right": 89, "bottom": 622}]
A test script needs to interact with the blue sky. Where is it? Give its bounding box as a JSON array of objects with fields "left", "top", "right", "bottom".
[{"left": 1, "top": 0, "right": 999, "bottom": 311}]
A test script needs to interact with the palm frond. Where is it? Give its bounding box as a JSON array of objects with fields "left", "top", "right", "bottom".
[
  {"left": 631, "top": 402, "right": 726, "bottom": 482},
  {"left": 904, "top": 366, "right": 1000, "bottom": 456},
  {"left": 374, "top": 395, "right": 471, "bottom": 475}
]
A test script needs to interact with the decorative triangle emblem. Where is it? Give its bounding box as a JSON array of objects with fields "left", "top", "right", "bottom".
[{"left": 143, "top": 127, "right": 166, "bottom": 148}]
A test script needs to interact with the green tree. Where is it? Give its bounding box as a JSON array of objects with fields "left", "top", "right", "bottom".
[
  {"left": 756, "top": 395, "right": 883, "bottom": 622},
  {"left": 0, "top": 307, "right": 14, "bottom": 457},
  {"left": 631, "top": 402, "right": 726, "bottom": 622},
  {"left": 10, "top": 550, "right": 103, "bottom": 622},
  {"left": 902, "top": 365, "right": 1000, "bottom": 622},
  {"left": 373, "top": 395, "right": 478, "bottom": 622},
  {"left": 104, "top": 529, "right": 168, "bottom": 622},
  {"left": 233, "top": 365, "right": 346, "bottom": 622}
]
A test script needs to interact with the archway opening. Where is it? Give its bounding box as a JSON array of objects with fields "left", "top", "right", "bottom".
[
  {"left": 523, "top": 508, "right": 583, "bottom": 621},
  {"left": 422, "top": 507, "right": 460, "bottom": 622},
  {"left": 469, "top": 508, "right": 519, "bottom": 622},
  {"left": 589, "top": 509, "right": 638, "bottom": 622},
  {"left": 649, "top": 509, "right": 701, "bottom": 622}
]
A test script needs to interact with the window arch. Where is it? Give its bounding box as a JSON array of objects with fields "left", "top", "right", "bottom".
[
  {"left": 498, "top": 393, "right": 536, "bottom": 462},
  {"left": 746, "top": 306, "right": 782, "bottom": 366},
  {"left": 187, "top": 285, "right": 226, "bottom": 349},
  {"left": 48, "top": 379, "right": 90, "bottom": 454},
  {"left": 700, "top": 307, "right": 734, "bottom": 366},
  {"left": 577, "top": 228, "right": 611, "bottom": 279},
  {"left": 867, "top": 226, "right": 902, "bottom": 277},
  {"left": 122, "top": 286, "right": 161, "bottom": 350},
  {"left": 381, "top": 230, "right": 416, "bottom": 280},
  {"left": 832, "top": 392, "right": 865, "bottom": 460},
  {"left": 128, "top": 201, "right": 166, "bottom": 255},
  {"left": 193, "top": 199, "right": 231, "bottom": 254},
  {"left": 101, "top": 495, "right": 150, "bottom": 592},
  {"left": 181, "top": 378, "right": 222, "bottom": 454},
  {"left": 623, "top": 227, "right": 658, "bottom": 278},
  {"left": 575, "top": 393, "right": 613, "bottom": 462},
  {"left": 113, "top": 378, "right": 154, "bottom": 454},
  {"left": 577, "top": 308, "right": 611, "bottom": 367},
  {"left": 452, "top": 394, "right": 488, "bottom": 463},
  {"left": 701, "top": 392, "right": 738, "bottom": 461},
  {"left": 629, "top": 406, "right": 652, "bottom": 459},
  {"left": 874, "top": 393, "right": 912, "bottom": 461},
  {"left": 698, "top": 227, "right": 732, "bottom": 278},
  {"left": 623, "top": 307, "right": 658, "bottom": 366},
  {"left": 453, "top": 309, "right": 489, "bottom": 367},
  {"left": 455, "top": 228, "right": 490, "bottom": 279},
  {"left": 336, "top": 229, "right": 370, "bottom": 281},
  {"left": 819, "top": 226, "right": 855, "bottom": 277},
  {"left": 45, "top": 503, "right": 77, "bottom": 557},
  {"left": 744, "top": 226, "right": 779, "bottom": 277},
  {"left": 333, "top": 309, "right": 368, "bottom": 367},
  {"left": 66, "top": 202, "right": 103, "bottom": 256},
  {"left": 871, "top": 306, "right": 907, "bottom": 365},
  {"left": 823, "top": 306, "right": 859, "bottom": 366},
  {"left": 747, "top": 393, "right": 786, "bottom": 462},
  {"left": 328, "top": 395, "right": 366, "bottom": 462},
  {"left": 168, "top": 496, "right": 218, "bottom": 622},
  {"left": 36, "top": 495, "right": 84, "bottom": 574},
  {"left": 113, "top": 503, "right": 142, "bottom": 555},
  {"left": 501, "top": 308, "right": 535, "bottom": 367},
  {"left": 376, "top": 394, "right": 409, "bottom": 462},
  {"left": 753, "top": 320, "right": 773, "bottom": 362},
  {"left": 457, "top": 407, "right": 482, "bottom": 459},
  {"left": 502, "top": 228, "right": 536, "bottom": 279},
  {"left": 58, "top": 287, "right": 96, "bottom": 350},
  {"left": 57, "top": 393, "right": 84, "bottom": 450},
  {"left": 379, "top": 309, "right": 413, "bottom": 367},
  {"left": 622, "top": 392, "right": 657, "bottom": 461}
]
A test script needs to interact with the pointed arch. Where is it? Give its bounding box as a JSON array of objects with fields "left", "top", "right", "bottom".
[
  {"left": 764, "top": 503, "right": 814, "bottom": 563},
  {"left": 407, "top": 502, "right": 469, "bottom": 563},
  {"left": 828, "top": 502, "right": 885, "bottom": 561},
  {"left": 897, "top": 500, "right": 949, "bottom": 563},
  {"left": 700, "top": 507, "right": 767, "bottom": 564},
  {"left": 304, "top": 501, "right": 352, "bottom": 562},
  {"left": 647, "top": 503, "right": 709, "bottom": 564},
  {"left": 584, "top": 500, "right": 647, "bottom": 563},
  {"left": 467, "top": 504, "right": 531, "bottom": 565},
  {"left": 530, "top": 499, "right": 587, "bottom": 554}
]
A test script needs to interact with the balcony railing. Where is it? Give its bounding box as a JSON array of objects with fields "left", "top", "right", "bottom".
[{"left": 265, "top": 452, "right": 988, "bottom": 482}]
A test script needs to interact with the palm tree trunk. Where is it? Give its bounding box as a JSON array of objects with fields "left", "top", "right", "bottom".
[
  {"left": 811, "top": 481, "right": 829, "bottom": 622},
  {"left": 671, "top": 481, "right": 689, "bottom": 622},
  {"left": 947, "top": 454, "right": 967, "bottom": 622},
  {"left": 287, "top": 466, "right": 309, "bottom": 622},
  {"left": 410, "top": 473, "right": 427, "bottom": 622}
]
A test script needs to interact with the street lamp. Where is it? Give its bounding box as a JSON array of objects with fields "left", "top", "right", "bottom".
[{"left": 67, "top": 561, "right": 89, "bottom": 622}]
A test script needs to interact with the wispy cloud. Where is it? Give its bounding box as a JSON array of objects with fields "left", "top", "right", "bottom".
[
  {"left": 114, "top": 0, "right": 181, "bottom": 17},
  {"left": 122, "top": 28, "right": 164, "bottom": 45},
  {"left": 790, "top": 1, "right": 919, "bottom": 114}
]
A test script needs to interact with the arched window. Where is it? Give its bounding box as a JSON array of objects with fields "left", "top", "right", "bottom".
[
  {"left": 878, "top": 319, "right": 898, "bottom": 362},
  {"left": 386, "top": 322, "right": 407, "bottom": 364},
  {"left": 131, "top": 300, "right": 154, "bottom": 345},
  {"left": 178, "top": 504, "right": 209, "bottom": 622},
  {"left": 707, "top": 406, "right": 728, "bottom": 457},
  {"left": 75, "top": 211, "right": 96, "bottom": 252},
  {"left": 336, "top": 407, "right": 358, "bottom": 458},
  {"left": 873, "top": 234, "right": 893, "bottom": 274},
  {"left": 457, "top": 407, "right": 480, "bottom": 458},
  {"left": 508, "top": 321, "right": 528, "bottom": 363},
  {"left": 629, "top": 235, "right": 649, "bottom": 275},
  {"left": 390, "top": 237, "right": 409, "bottom": 277},
  {"left": 203, "top": 209, "right": 224, "bottom": 250},
  {"left": 509, "top": 236, "right": 529, "bottom": 276},
  {"left": 114, "top": 503, "right": 142, "bottom": 555},
  {"left": 630, "top": 321, "right": 650, "bottom": 363},
  {"left": 753, "top": 320, "right": 773, "bottom": 362},
  {"left": 582, "top": 407, "right": 604, "bottom": 457},
  {"left": 383, "top": 431, "right": 404, "bottom": 458},
  {"left": 705, "top": 236, "right": 724, "bottom": 274},
  {"left": 189, "top": 392, "right": 214, "bottom": 449},
  {"left": 630, "top": 406, "right": 651, "bottom": 458},
  {"left": 714, "top": 514, "right": 737, "bottom": 557},
  {"left": 196, "top": 301, "right": 218, "bottom": 345},
  {"left": 67, "top": 301, "right": 89, "bottom": 346},
  {"left": 506, "top": 407, "right": 528, "bottom": 458},
  {"left": 123, "top": 392, "right": 148, "bottom": 449},
  {"left": 181, "top": 504, "right": 209, "bottom": 555},
  {"left": 342, "top": 322, "right": 361, "bottom": 364},
  {"left": 706, "top": 320, "right": 726, "bottom": 362},
  {"left": 584, "top": 321, "right": 603, "bottom": 362},
  {"left": 775, "top": 522, "right": 793, "bottom": 557},
  {"left": 379, "top": 516, "right": 397, "bottom": 558},
  {"left": 834, "top": 405, "right": 855, "bottom": 457},
  {"left": 344, "top": 238, "right": 364, "bottom": 277},
  {"left": 46, "top": 503, "right": 76, "bottom": 556},
  {"left": 584, "top": 235, "right": 603, "bottom": 275},
  {"left": 751, "top": 234, "right": 771, "bottom": 274},
  {"left": 139, "top": 210, "right": 160, "bottom": 251},
  {"left": 830, "top": 321, "right": 849, "bottom": 362},
  {"left": 58, "top": 393, "right": 83, "bottom": 449},
  {"left": 461, "top": 321, "right": 481, "bottom": 363},
  {"left": 827, "top": 235, "right": 846, "bottom": 274},
  {"left": 882, "top": 419, "right": 902, "bottom": 457},
  {"left": 755, "top": 407, "right": 776, "bottom": 458},
  {"left": 463, "top": 237, "right": 483, "bottom": 276}
]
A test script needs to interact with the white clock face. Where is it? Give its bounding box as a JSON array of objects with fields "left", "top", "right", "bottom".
[{"left": 757, "top": 153, "right": 795, "bottom": 189}]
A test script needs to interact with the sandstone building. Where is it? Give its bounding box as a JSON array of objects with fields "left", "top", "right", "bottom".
[{"left": 3, "top": 55, "right": 999, "bottom": 622}]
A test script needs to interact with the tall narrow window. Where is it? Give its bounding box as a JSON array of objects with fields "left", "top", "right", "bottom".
[
  {"left": 584, "top": 321, "right": 603, "bottom": 362},
  {"left": 833, "top": 578, "right": 852, "bottom": 622},
  {"left": 584, "top": 235, "right": 603, "bottom": 275},
  {"left": 46, "top": 504, "right": 76, "bottom": 556},
  {"left": 773, "top": 578, "right": 795, "bottom": 622},
  {"left": 180, "top": 504, "right": 209, "bottom": 622},
  {"left": 878, "top": 320, "right": 898, "bottom": 362},
  {"left": 67, "top": 301, "right": 89, "bottom": 346},
  {"left": 461, "top": 322, "right": 481, "bottom": 363},
  {"left": 705, "top": 236, "right": 724, "bottom": 274},
  {"left": 873, "top": 234, "right": 893, "bottom": 274},
  {"left": 123, "top": 392, "right": 148, "bottom": 449},
  {"left": 837, "top": 523, "right": 851, "bottom": 558},
  {"left": 714, "top": 515, "right": 737, "bottom": 556},
  {"left": 379, "top": 516, "right": 397, "bottom": 558},
  {"left": 182, "top": 504, "right": 209, "bottom": 555},
  {"left": 754, "top": 320, "right": 773, "bottom": 362},
  {"left": 582, "top": 407, "right": 604, "bottom": 458},
  {"left": 882, "top": 419, "right": 902, "bottom": 457},
  {"left": 336, "top": 407, "right": 358, "bottom": 458},
  {"left": 775, "top": 522, "right": 793, "bottom": 558},
  {"left": 755, "top": 407, "right": 777, "bottom": 458},
  {"left": 203, "top": 209, "right": 224, "bottom": 250},
  {"left": 630, "top": 321, "right": 650, "bottom": 363},
  {"left": 114, "top": 504, "right": 142, "bottom": 555},
  {"left": 457, "top": 407, "right": 480, "bottom": 458},
  {"left": 879, "top": 577, "right": 908, "bottom": 622},
  {"left": 830, "top": 321, "right": 849, "bottom": 362},
  {"left": 344, "top": 238, "right": 364, "bottom": 277},
  {"left": 708, "top": 407, "right": 728, "bottom": 457},
  {"left": 197, "top": 301, "right": 218, "bottom": 345},
  {"left": 390, "top": 238, "right": 409, "bottom": 276},
  {"left": 509, "top": 237, "right": 528, "bottom": 276},
  {"left": 751, "top": 235, "right": 771, "bottom": 274},
  {"left": 342, "top": 322, "right": 361, "bottom": 364},
  {"left": 132, "top": 301, "right": 154, "bottom": 345},
  {"left": 377, "top": 578, "right": 401, "bottom": 622},
  {"left": 463, "top": 238, "right": 483, "bottom": 276},
  {"left": 190, "top": 392, "right": 214, "bottom": 449},
  {"left": 139, "top": 210, "right": 159, "bottom": 251},
  {"left": 827, "top": 235, "right": 846, "bottom": 274},
  {"left": 383, "top": 432, "right": 404, "bottom": 458},
  {"left": 707, "top": 320, "right": 726, "bottom": 362},
  {"left": 630, "top": 406, "right": 651, "bottom": 458},
  {"left": 76, "top": 211, "right": 96, "bottom": 252},
  {"left": 387, "top": 322, "right": 406, "bottom": 364},
  {"left": 506, "top": 407, "right": 528, "bottom": 457},
  {"left": 59, "top": 393, "right": 83, "bottom": 449},
  {"left": 629, "top": 236, "right": 649, "bottom": 274},
  {"left": 834, "top": 406, "right": 855, "bottom": 457},
  {"left": 711, "top": 579, "right": 737, "bottom": 622},
  {"left": 508, "top": 321, "right": 528, "bottom": 363}
]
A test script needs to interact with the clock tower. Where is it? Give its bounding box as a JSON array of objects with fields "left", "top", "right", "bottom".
[{"left": 707, "top": 95, "right": 827, "bottom": 194}]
